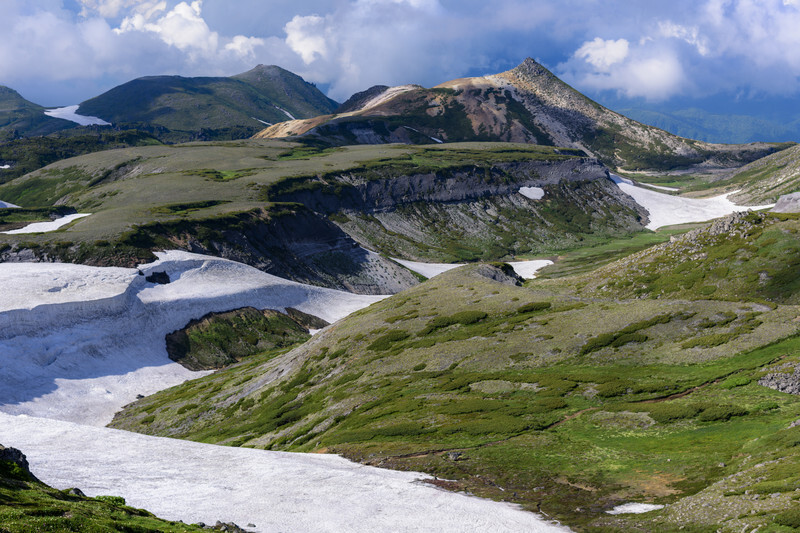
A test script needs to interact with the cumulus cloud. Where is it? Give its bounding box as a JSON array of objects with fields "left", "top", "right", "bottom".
[{"left": 574, "top": 38, "right": 630, "bottom": 70}]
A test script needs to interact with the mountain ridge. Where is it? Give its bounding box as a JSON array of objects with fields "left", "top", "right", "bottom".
[{"left": 254, "top": 58, "right": 786, "bottom": 172}]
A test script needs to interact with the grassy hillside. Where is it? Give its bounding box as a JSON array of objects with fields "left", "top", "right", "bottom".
[
  {"left": 0, "top": 446, "right": 203, "bottom": 532},
  {"left": 111, "top": 259, "right": 800, "bottom": 531},
  {"left": 0, "top": 86, "right": 73, "bottom": 139},
  {"left": 77, "top": 66, "right": 338, "bottom": 142},
  {"left": 575, "top": 211, "right": 800, "bottom": 305},
  {"left": 0, "top": 141, "right": 647, "bottom": 291}
]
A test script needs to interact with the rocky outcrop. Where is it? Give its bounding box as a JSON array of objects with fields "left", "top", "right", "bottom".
[
  {"left": 0, "top": 444, "right": 39, "bottom": 482},
  {"left": 772, "top": 192, "right": 800, "bottom": 213},
  {"left": 264, "top": 158, "right": 608, "bottom": 215},
  {"left": 759, "top": 363, "right": 800, "bottom": 395}
]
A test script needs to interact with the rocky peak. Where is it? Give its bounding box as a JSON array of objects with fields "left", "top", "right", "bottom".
[
  {"left": 0, "top": 444, "right": 39, "bottom": 482},
  {"left": 511, "top": 57, "right": 554, "bottom": 80}
]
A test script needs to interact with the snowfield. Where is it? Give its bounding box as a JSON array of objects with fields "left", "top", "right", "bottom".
[
  {"left": 0, "top": 250, "right": 569, "bottom": 531},
  {"left": 393, "top": 257, "right": 552, "bottom": 280},
  {"left": 44, "top": 105, "right": 111, "bottom": 126},
  {"left": 0, "top": 413, "right": 568, "bottom": 533},
  {"left": 611, "top": 175, "right": 774, "bottom": 230},
  {"left": 1, "top": 213, "right": 91, "bottom": 234},
  {"left": 0, "top": 251, "right": 385, "bottom": 425}
]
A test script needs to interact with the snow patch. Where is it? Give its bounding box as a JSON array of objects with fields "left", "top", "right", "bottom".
[
  {"left": 0, "top": 164, "right": 10, "bottom": 169},
  {"left": 361, "top": 84, "right": 419, "bottom": 110},
  {"left": 252, "top": 117, "right": 273, "bottom": 126},
  {"left": 402, "top": 125, "right": 443, "bottom": 143},
  {"left": 639, "top": 182, "right": 680, "bottom": 192},
  {"left": 0, "top": 413, "right": 569, "bottom": 533},
  {"left": 44, "top": 105, "right": 111, "bottom": 126},
  {"left": 1, "top": 213, "right": 91, "bottom": 234},
  {"left": 519, "top": 186, "right": 545, "bottom": 200},
  {"left": 0, "top": 251, "right": 386, "bottom": 425},
  {"left": 275, "top": 106, "right": 296, "bottom": 120},
  {"left": 606, "top": 503, "right": 665, "bottom": 515},
  {"left": 507, "top": 260, "right": 553, "bottom": 279},
  {"left": 393, "top": 258, "right": 552, "bottom": 280},
  {"left": 611, "top": 174, "right": 774, "bottom": 230},
  {"left": 0, "top": 199, "right": 20, "bottom": 208}
]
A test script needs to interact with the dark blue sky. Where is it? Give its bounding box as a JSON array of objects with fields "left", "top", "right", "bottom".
[{"left": 3, "top": 1, "right": 800, "bottom": 140}]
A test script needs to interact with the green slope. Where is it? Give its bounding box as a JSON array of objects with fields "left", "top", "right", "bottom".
[
  {"left": 77, "top": 65, "right": 338, "bottom": 141},
  {"left": 110, "top": 261, "right": 800, "bottom": 531},
  {"left": 0, "top": 86, "right": 74, "bottom": 139}
]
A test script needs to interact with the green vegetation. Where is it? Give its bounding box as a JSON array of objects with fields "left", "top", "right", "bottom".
[
  {"left": 166, "top": 307, "right": 315, "bottom": 370},
  {"left": 111, "top": 257, "right": 800, "bottom": 530},
  {"left": 0, "top": 452, "right": 203, "bottom": 532},
  {"left": 581, "top": 212, "right": 800, "bottom": 304}
]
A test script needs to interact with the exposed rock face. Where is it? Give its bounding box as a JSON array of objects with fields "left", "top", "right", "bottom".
[
  {"left": 264, "top": 158, "right": 609, "bottom": 214},
  {"left": 772, "top": 192, "right": 800, "bottom": 213},
  {"left": 0, "top": 444, "right": 39, "bottom": 482},
  {"left": 759, "top": 363, "right": 800, "bottom": 395},
  {"left": 470, "top": 263, "right": 523, "bottom": 286}
]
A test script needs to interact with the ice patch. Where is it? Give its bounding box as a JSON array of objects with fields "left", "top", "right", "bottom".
[
  {"left": 519, "top": 186, "right": 545, "bottom": 200},
  {"left": 611, "top": 174, "right": 774, "bottom": 230},
  {"left": 44, "top": 105, "right": 111, "bottom": 126},
  {"left": 606, "top": 503, "right": 665, "bottom": 515},
  {"left": 1, "top": 213, "right": 91, "bottom": 234},
  {"left": 0, "top": 413, "right": 569, "bottom": 533},
  {"left": 0, "top": 251, "right": 386, "bottom": 425}
]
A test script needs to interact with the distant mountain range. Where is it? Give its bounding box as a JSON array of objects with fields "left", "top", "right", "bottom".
[
  {"left": 0, "top": 65, "right": 338, "bottom": 142},
  {"left": 254, "top": 59, "right": 787, "bottom": 171}
]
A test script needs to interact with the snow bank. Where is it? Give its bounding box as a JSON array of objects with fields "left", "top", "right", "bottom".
[
  {"left": 0, "top": 199, "right": 19, "bottom": 208},
  {"left": 606, "top": 503, "right": 664, "bottom": 515},
  {"left": 393, "top": 258, "right": 552, "bottom": 280},
  {"left": 275, "top": 106, "right": 296, "bottom": 120},
  {"left": 611, "top": 174, "right": 774, "bottom": 230},
  {"left": 0, "top": 413, "right": 568, "bottom": 533},
  {"left": 507, "top": 260, "right": 553, "bottom": 279},
  {"left": 1, "top": 213, "right": 91, "bottom": 234},
  {"left": 0, "top": 251, "right": 385, "bottom": 425},
  {"left": 44, "top": 105, "right": 111, "bottom": 126},
  {"left": 519, "top": 186, "right": 545, "bottom": 200}
]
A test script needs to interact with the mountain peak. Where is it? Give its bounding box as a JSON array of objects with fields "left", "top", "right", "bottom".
[{"left": 509, "top": 57, "right": 557, "bottom": 82}]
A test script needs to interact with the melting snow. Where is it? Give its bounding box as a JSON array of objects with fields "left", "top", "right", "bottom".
[
  {"left": 361, "top": 85, "right": 419, "bottom": 110},
  {"left": 611, "top": 174, "right": 774, "bottom": 230},
  {"left": 1, "top": 213, "right": 91, "bottom": 234},
  {"left": 0, "top": 413, "right": 569, "bottom": 533},
  {"left": 392, "top": 258, "right": 552, "bottom": 280},
  {"left": 606, "top": 503, "right": 665, "bottom": 515},
  {"left": 519, "top": 186, "right": 545, "bottom": 200},
  {"left": 0, "top": 164, "right": 10, "bottom": 169},
  {"left": 275, "top": 106, "right": 296, "bottom": 120},
  {"left": 44, "top": 105, "right": 111, "bottom": 126},
  {"left": 0, "top": 199, "right": 19, "bottom": 208},
  {"left": 0, "top": 249, "right": 569, "bottom": 531},
  {"left": 252, "top": 117, "right": 273, "bottom": 126},
  {"left": 0, "top": 251, "right": 385, "bottom": 425}
]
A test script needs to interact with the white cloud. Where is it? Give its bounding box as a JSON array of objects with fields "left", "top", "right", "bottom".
[
  {"left": 285, "top": 15, "right": 329, "bottom": 64},
  {"left": 574, "top": 38, "right": 629, "bottom": 70},
  {"left": 658, "top": 21, "right": 709, "bottom": 56}
]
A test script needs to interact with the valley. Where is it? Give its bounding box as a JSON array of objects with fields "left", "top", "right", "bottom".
[{"left": 1, "top": 57, "right": 800, "bottom": 533}]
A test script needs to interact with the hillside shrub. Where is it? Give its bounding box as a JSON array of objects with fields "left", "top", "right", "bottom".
[
  {"left": 367, "top": 330, "right": 410, "bottom": 351},
  {"left": 517, "top": 302, "right": 551, "bottom": 314},
  {"left": 698, "top": 405, "right": 748, "bottom": 422}
]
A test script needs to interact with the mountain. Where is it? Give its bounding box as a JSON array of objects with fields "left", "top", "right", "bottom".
[
  {"left": 77, "top": 65, "right": 339, "bottom": 141},
  {"left": 0, "top": 86, "right": 73, "bottom": 139},
  {"left": 618, "top": 106, "right": 800, "bottom": 144},
  {"left": 254, "top": 59, "right": 786, "bottom": 172}
]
